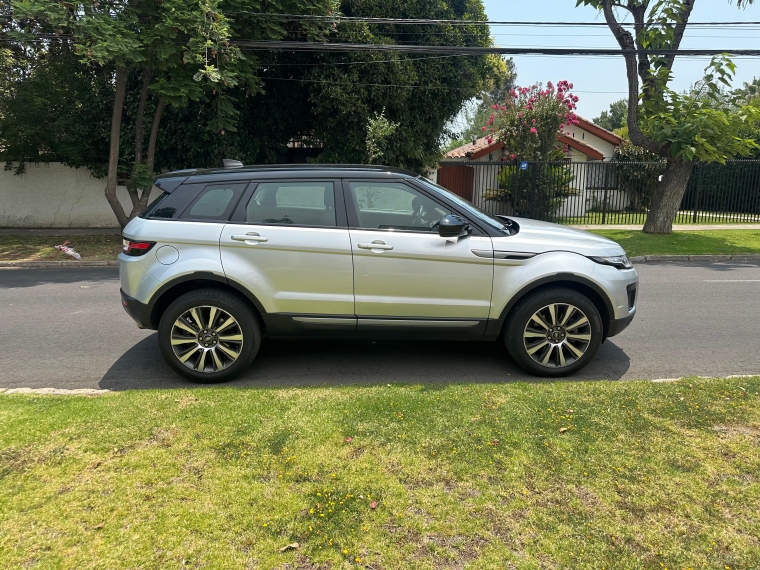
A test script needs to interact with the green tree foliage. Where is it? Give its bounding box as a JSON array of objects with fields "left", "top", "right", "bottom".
[
  {"left": 734, "top": 77, "right": 760, "bottom": 105},
  {"left": 576, "top": 0, "right": 759, "bottom": 234},
  {"left": 366, "top": 108, "right": 399, "bottom": 164},
  {"left": 593, "top": 98, "right": 627, "bottom": 131}
]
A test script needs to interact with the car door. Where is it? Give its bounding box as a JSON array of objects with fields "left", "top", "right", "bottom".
[
  {"left": 220, "top": 179, "right": 356, "bottom": 336},
  {"left": 343, "top": 179, "right": 494, "bottom": 337}
]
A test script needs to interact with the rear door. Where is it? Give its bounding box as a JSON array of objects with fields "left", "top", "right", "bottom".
[
  {"left": 220, "top": 179, "right": 356, "bottom": 335},
  {"left": 343, "top": 179, "right": 494, "bottom": 336}
]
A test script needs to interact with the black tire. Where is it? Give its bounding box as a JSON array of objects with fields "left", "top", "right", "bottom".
[
  {"left": 158, "top": 288, "right": 261, "bottom": 383},
  {"left": 504, "top": 287, "right": 603, "bottom": 377}
]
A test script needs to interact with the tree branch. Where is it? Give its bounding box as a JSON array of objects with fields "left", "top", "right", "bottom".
[
  {"left": 133, "top": 69, "right": 152, "bottom": 164},
  {"left": 600, "top": 0, "right": 663, "bottom": 156},
  {"left": 146, "top": 95, "right": 165, "bottom": 174}
]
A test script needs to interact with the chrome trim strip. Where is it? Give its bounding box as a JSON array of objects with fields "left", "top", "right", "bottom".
[
  {"left": 292, "top": 317, "right": 357, "bottom": 325},
  {"left": 471, "top": 249, "right": 494, "bottom": 258},
  {"left": 358, "top": 319, "right": 480, "bottom": 328}
]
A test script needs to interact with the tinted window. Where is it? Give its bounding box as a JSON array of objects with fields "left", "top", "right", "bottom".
[
  {"left": 348, "top": 181, "right": 449, "bottom": 231},
  {"left": 140, "top": 191, "right": 168, "bottom": 218},
  {"left": 181, "top": 183, "right": 247, "bottom": 221},
  {"left": 147, "top": 183, "right": 206, "bottom": 220},
  {"left": 246, "top": 182, "right": 336, "bottom": 227}
]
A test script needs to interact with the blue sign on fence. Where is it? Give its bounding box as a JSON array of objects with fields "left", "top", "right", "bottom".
[{"left": 519, "top": 161, "right": 529, "bottom": 171}]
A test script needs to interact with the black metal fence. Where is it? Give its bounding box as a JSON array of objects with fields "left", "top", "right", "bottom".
[{"left": 436, "top": 160, "right": 760, "bottom": 225}]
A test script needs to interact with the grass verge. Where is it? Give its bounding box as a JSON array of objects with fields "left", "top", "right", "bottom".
[
  {"left": 0, "top": 234, "right": 121, "bottom": 261},
  {"left": 1, "top": 377, "right": 759, "bottom": 569},
  {"left": 590, "top": 229, "right": 760, "bottom": 258}
]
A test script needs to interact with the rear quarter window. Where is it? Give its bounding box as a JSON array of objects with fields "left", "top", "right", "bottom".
[{"left": 145, "top": 183, "right": 207, "bottom": 220}]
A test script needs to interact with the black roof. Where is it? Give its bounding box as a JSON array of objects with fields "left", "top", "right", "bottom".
[{"left": 154, "top": 164, "right": 421, "bottom": 192}]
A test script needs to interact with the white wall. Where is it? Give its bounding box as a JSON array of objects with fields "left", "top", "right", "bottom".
[{"left": 0, "top": 163, "right": 160, "bottom": 228}]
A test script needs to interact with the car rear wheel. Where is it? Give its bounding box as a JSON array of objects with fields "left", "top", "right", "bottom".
[
  {"left": 158, "top": 288, "right": 261, "bottom": 383},
  {"left": 504, "top": 287, "right": 603, "bottom": 377}
]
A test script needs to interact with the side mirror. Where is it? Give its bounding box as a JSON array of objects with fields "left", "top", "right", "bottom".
[{"left": 438, "top": 214, "right": 470, "bottom": 238}]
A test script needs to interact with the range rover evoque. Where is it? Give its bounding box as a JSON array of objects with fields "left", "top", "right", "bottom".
[{"left": 119, "top": 164, "right": 638, "bottom": 383}]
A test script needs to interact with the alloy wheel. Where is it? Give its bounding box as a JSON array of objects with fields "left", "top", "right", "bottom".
[
  {"left": 170, "top": 305, "right": 244, "bottom": 373},
  {"left": 523, "top": 303, "right": 592, "bottom": 368}
]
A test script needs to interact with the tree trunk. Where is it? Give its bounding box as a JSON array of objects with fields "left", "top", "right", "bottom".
[
  {"left": 128, "top": 96, "right": 166, "bottom": 219},
  {"left": 104, "top": 66, "right": 130, "bottom": 229},
  {"left": 642, "top": 160, "right": 694, "bottom": 234}
]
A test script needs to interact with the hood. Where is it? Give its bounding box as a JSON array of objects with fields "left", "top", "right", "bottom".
[{"left": 491, "top": 217, "right": 626, "bottom": 257}]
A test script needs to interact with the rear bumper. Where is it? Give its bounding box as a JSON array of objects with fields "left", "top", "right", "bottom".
[
  {"left": 607, "top": 312, "right": 635, "bottom": 338},
  {"left": 120, "top": 289, "right": 155, "bottom": 329}
]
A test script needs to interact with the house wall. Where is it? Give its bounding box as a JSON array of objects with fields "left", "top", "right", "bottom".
[
  {"left": 0, "top": 163, "right": 160, "bottom": 228},
  {"left": 562, "top": 125, "right": 617, "bottom": 159}
]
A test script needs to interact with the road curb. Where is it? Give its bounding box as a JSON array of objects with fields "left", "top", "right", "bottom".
[
  {"left": 631, "top": 254, "right": 760, "bottom": 263},
  {"left": 0, "top": 260, "right": 118, "bottom": 268}
]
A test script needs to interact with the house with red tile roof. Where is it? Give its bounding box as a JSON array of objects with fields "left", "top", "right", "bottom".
[{"left": 435, "top": 117, "right": 624, "bottom": 218}]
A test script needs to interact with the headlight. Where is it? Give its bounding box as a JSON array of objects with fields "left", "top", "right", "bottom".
[{"left": 590, "top": 255, "right": 633, "bottom": 270}]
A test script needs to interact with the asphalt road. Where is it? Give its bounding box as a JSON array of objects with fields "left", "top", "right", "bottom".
[{"left": 1, "top": 262, "right": 759, "bottom": 391}]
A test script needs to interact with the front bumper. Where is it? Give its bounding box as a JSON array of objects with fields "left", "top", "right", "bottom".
[
  {"left": 120, "top": 289, "right": 155, "bottom": 329},
  {"left": 607, "top": 312, "right": 635, "bottom": 338}
]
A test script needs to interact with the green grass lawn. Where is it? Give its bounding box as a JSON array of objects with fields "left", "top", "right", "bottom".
[
  {"left": 0, "top": 234, "right": 121, "bottom": 261},
  {"left": 2, "top": 377, "right": 759, "bottom": 569},
  {"left": 590, "top": 229, "right": 760, "bottom": 258}
]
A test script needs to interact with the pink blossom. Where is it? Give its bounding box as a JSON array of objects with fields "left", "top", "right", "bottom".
[
  {"left": 530, "top": 127, "right": 537, "bottom": 134},
  {"left": 481, "top": 127, "right": 486, "bottom": 132},
  {"left": 370, "top": 501, "right": 378, "bottom": 509},
  {"left": 560, "top": 123, "right": 565, "bottom": 129},
  {"left": 486, "top": 136, "right": 494, "bottom": 144},
  {"left": 532, "top": 119, "right": 536, "bottom": 124},
  {"left": 510, "top": 153, "right": 516, "bottom": 159},
  {"left": 547, "top": 81, "right": 554, "bottom": 89},
  {"left": 510, "top": 89, "right": 518, "bottom": 98},
  {"left": 492, "top": 104, "right": 499, "bottom": 110}
]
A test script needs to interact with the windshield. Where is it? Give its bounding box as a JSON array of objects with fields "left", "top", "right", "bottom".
[{"left": 416, "top": 177, "right": 508, "bottom": 233}]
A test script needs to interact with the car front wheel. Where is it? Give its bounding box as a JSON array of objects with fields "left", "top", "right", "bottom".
[
  {"left": 158, "top": 288, "right": 261, "bottom": 383},
  {"left": 504, "top": 287, "right": 603, "bottom": 377}
]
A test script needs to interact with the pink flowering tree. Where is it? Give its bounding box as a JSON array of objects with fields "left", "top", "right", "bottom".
[
  {"left": 483, "top": 81, "right": 580, "bottom": 161},
  {"left": 482, "top": 81, "right": 579, "bottom": 220}
]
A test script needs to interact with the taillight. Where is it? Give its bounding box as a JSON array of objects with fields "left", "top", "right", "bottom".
[{"left": 122, "top": 238, "right": 155, "bottom": 256}]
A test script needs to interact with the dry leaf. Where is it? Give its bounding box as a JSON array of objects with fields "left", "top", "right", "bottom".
[
  {"left": 91, "top": 460, "right": 101, "bottom": 469},
  {"left": 279, "top": 543, "right": 299, "bottom": 552},
  {"left": 93, "top": 523, "right": 105, "bottom": 530},
  {"left": 559, "top": 427, "right": 570, "bottom": 434}
]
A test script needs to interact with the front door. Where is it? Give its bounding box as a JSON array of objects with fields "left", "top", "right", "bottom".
[
  {"left": 220, "top": 179, "right": 355, "bottom": 335},
  {"left": 343, "top": 179, "right": 494, "bottom": 336}
]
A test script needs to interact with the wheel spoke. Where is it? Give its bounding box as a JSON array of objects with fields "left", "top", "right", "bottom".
[
  {"left": 206, "top": 307, "right": 218, "bottom": 330},
  {"left": 190, "top": 308, "right": 203, "bottom": 329},
  {"left": 560, "top": 306, "right": 575, "bottom": 326},
  {"left": 566, "top": 316, "right": 589, "bottom": 330},
  {"left": 178, "top": 346, "right": 199, "bottom": 364},
  {"left": 218, "top": 334, "right": 243, "bottom": 342},
  {"left": 548, "top": 304, "right": 557, "bottom": 326},
  {"left": 217, "top": 343, "right": 240, "bottom": 360},
  {"left": 216, "top": 317, "right": 237, "bottom": 333},
  {"left": 564, "top": 341, "right": 584, "bottom": 358},
  {"left": 211, "top": 348, "right": 224, "bottom": 371},
  {"left": 197, "top": 349, "right": 208, "bottom": 372},
  {"left": 171, "top": 337, "right": 197, "bottom": 346},
  {"left": 530, "top": 314, "right": 549, "bottom": 330},
  {"left": 558, "top": 345, "right": 567, "bottom": 367},
  {"left": 566, "top": 333, "right": 591, "bottom": 341},
  {"left": 540, "top": 344, "right": 554, "bottom": 366},
  {"left": 524, "top": 331, "right": 546, "bottom": 339},
  {"left": 527, "top": 340, "right": 549, "bottom": 355},
  {"left": 175, "top": 319, "right": 198, "bottom": 335}
]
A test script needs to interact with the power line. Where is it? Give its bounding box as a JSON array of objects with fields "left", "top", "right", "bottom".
[
  {"left": 224, "top": 12, "right": 760, "bottom": 28},
  {"left": 233, "top": 40, "right": 760, "bottom": 57}
]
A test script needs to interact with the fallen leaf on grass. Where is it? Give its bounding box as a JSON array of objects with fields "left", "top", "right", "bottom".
[
  {"left": 491, "top": 439, "right": 499, "bottom": 446},
  {"left": 559, "top": 427, "right": 570, "bottom": 434},
  {"left": 93, "top": 523, "right": 104, "bottom": 530},
  {"left": 91, "top": 460, "right": 100, "bottom": 469},
  {"left": 279, "top": 543, "right": 299, "bottom": 552},
  {"left": 345, "top": 436, "right": 353, "bottom": 443}
]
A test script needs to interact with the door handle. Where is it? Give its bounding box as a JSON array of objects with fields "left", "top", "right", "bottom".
[
  {"left": 231, "top": 232, "right": 269, "bottom": 243},
  {"left": 358, "top": 240, "right": 393, "bottom": 251}
]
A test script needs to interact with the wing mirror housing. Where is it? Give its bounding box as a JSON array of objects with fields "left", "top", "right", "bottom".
[{"left": 438, "top": 214, "right": 470, "bottom": 238}]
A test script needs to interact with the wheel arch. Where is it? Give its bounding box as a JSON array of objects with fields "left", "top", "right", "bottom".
[
  {"left": 147, "top": 272, "right": 267, "bottom": 330},
  {"left": 497, "top": 273, "right": 614, "bottom": 339}
]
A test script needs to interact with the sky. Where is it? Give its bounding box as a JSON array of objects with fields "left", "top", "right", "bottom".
[{"left": 479, "top": 0, "right": 760, "bottom": 120}]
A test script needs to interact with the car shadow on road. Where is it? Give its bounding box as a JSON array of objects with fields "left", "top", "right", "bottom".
[
  {"left": 0, "top": 267, "right": 117, "bottom": 289},
  {"left": 99, "top": 334, "right": 631, "bottom": 391}
]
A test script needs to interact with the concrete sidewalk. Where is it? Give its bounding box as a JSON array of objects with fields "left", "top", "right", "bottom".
[{"left": 572, "top": 223, "right": 760, "bottom": 231}]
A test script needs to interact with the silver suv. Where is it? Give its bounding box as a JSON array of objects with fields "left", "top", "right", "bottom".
[{"left": 120, "top": 165, "right": 638, "bottom": 383}]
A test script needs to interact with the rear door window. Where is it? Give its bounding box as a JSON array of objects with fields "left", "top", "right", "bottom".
[
  {"left": 245, "top": 182, "right": 336, "bottom": 227},
  {"left": 180, "top": 183, "right": 248, "bottom": 222}
]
